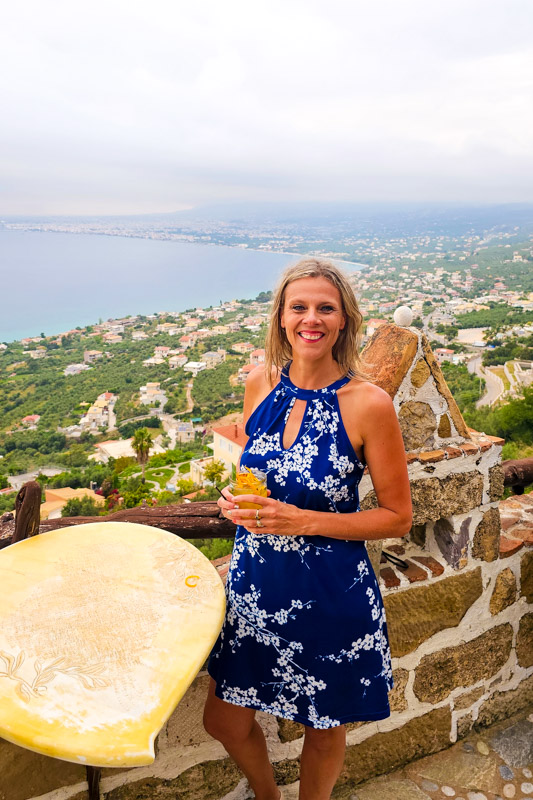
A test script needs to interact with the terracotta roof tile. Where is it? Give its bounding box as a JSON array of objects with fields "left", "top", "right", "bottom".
[{"left": 212, "top": 423, "right": 248, "bottom": 449}]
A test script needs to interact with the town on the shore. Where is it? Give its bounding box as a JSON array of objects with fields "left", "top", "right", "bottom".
[{"left": 1, "top": 221, "right": 532, "bottom": 534}]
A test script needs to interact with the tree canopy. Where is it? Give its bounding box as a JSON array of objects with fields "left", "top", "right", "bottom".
[{"left": 131, "top": 428, "right": 153, "bottom": 483}]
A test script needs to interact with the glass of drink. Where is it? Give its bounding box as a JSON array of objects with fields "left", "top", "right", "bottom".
[{"left": 229, "top": 468, "right": 268, "bottom": 510}]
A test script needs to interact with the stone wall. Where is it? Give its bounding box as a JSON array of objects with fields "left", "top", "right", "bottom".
[{"left": 2, "top": 324, "right": 532, "bottom": 800}]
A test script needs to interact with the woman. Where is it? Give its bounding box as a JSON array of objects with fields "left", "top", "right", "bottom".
[{"left": 204, "top": 258, "right": 412, "bottom": 800}]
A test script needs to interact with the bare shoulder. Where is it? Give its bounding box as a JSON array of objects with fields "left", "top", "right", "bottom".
[
  {"left": 243, "top": 365, "right": 281, "bottom": 423},
  {"left": 337, "top": 379, "right": 396, "bottom": 458},
  {"left": 245, "top": 364, "right": 280, "bottom": 395},
  {"left": 339, "top": 379, "right": 394, "bottom": 417}
]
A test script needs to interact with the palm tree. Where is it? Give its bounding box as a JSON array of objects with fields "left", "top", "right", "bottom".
[{"left": 132, "top": 428, "right": 153, "bottom": 483}]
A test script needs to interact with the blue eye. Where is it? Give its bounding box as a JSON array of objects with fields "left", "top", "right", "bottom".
[{"left": 321, "top": 305, "right": 334, "bottom": 313}]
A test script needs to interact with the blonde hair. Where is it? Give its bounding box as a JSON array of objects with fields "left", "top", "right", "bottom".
[{"left": 265, "top": 258, "right": 366, "bottom": 382}]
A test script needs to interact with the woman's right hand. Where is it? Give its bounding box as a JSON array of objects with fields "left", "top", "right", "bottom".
[{"left": 217, "top": 486, "right": 237, "bottom": 523}]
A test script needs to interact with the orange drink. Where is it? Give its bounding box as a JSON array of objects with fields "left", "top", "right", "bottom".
[{"left": 229, "top": 468, "right": 268, "bottom": 510}]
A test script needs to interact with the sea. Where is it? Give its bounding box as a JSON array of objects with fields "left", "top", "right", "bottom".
[{"left": 0, "top": 230, "right": 323, "bottom": 343}]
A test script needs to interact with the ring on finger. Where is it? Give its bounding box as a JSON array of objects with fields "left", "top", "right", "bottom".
[
  {"left": 255, "top": 509, "right": 261, "bottom": 521},
  {"left": 256, "top": 519, "right": 264, "bottom": 528}
]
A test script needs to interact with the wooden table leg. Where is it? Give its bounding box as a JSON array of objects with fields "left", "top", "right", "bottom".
[
  {"left": 12, "top": 481, "right": 41, "bottom": 544},
  {"left": 86, "top": 767, "right": 102, "bottom": 800}
]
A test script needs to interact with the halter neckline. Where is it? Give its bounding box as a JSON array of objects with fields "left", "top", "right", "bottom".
[{"left": 280, "top": 362, "right": 351, "bottom": 399}]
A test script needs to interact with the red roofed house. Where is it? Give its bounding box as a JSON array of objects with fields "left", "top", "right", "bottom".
[
  {"left": 211, "top": 423, "right": 247, "bottom": 479},
  {"left": 21, "top": 414, "right": 40, "bottom": 428},
  {"left": 238, "top": 363, "right": 256, "bottom": 383},
  {"left": 232, "top": 342, "right": 255, "bottom": 354},
  {"left": 250, "top": 348, "right": 265, "bottom": 366},
  {"left": 365, "top": 319, "right": 388, "bottom": 337},
  {"left": 435, "top": 348, "right": 455, "bottom": 364}
]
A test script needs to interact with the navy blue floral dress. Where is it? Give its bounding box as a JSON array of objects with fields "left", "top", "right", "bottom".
[{"left": 208, "top": 364, "right": 392, "bottom": 728}]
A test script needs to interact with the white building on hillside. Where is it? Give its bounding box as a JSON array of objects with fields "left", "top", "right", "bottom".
[
  {"left": 184, "top": 361, "right": 207, "bottom": 377},
  {"left": 139, "top": 382, "right": 168, "bottom": 409}
]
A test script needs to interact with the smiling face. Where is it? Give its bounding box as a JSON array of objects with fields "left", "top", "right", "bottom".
[{"left": 280, "top": 276, "right": 346, "bottom": 362}]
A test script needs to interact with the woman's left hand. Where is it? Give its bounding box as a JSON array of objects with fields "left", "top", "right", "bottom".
[{"left": 228, "top": 495, "right": 302, "bottom": 536}]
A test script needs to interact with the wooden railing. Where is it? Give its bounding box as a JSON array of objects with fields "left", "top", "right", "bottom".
[{"left": 1, "top": 458, "right": 532, "bottom": 549}]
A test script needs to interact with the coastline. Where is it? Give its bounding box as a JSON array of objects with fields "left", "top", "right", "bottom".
[
  {"left": 2, "top": 223, "right": 368, "bottom": 268},
  {"left": 0, "top": 229, "right": 367, "bottom": 343}
]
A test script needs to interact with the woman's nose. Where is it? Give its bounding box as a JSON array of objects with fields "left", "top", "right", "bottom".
[{"left": 302, "top": 306, "right": 320, "bottom": 325}]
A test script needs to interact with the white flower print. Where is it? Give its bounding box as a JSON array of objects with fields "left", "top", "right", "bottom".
[
  {"left": 318, "top": 583, "right": 393, "bottom": 691},
  {"left": 347, "top": 559, "right": 370, "bottom": 590},
  {"left": 210, "top": 367, "right": 392, "bottom": 728},
  {"left": 220, "top": 584, "right": 337, "bottom": 722}
]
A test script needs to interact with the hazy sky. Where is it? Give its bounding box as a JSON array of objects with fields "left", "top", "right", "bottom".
[{"left": 2, "top": 0, "right": 533, "bottom": 214}]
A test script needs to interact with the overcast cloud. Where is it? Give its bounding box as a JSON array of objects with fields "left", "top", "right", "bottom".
[{"left": 1, "top": 0, "right": 533, "bottom": 214}]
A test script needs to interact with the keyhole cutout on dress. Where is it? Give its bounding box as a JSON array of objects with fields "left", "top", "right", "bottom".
[{"left": 282, "top": 398, "right": 308, "bottom": 450}]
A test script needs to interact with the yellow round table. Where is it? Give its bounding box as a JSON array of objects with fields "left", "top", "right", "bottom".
[{"left": 0, "top": 522, "right": 226, "bottom": 768}]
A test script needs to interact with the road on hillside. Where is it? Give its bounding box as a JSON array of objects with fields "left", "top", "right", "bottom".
[{"left": 475, "top": 361, "right": 504, "bottom": 408}]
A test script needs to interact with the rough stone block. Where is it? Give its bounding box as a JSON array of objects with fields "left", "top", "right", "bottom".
[
  {"left": 501, "top": 514, "right": 522, "bottom": 530},
  {"left": 515, "top": 493, "right": 533, "bottom": 508},
  {"left": 273, "top": 758, "right": 301, "bottom": 786},
  {"left": 418, "top": 450, "right": 446, "bottom": 463},
  {"left": 421, "top": 336, "right": 470, "bottom": 438},
  {"left": 454, "top": 686, "right": 486, "bottom": 710},
  {"left": 400, "top": 559, "right": 428, "bottom": 583},
  {"left": 360, "top": 324, "right": 419, "bottom": 398},
  {"left": 387, "top": 543, "right": 406, "bottom": 555},
  {"left": 445, "top": 446, "right": 463, "bottom": 459},
  {"left": 521, "top": 550, "right": 533, "bottom": 602},
  {"left": 413, "top": 624, "right": 513, "bottom": 703},
  {"left": 456, "top": 712, "right": 474, "bottom": 739},
  {"left": 339, "top": 707, "right": 452, "bottom": 789},
  {"left": 434, "top": 516, "right": 469, "bottom": 569},
  {"left": 399, "top": 401, "right": 437, "bottom": 451},
  {"left": 489, "top": 464, "right": 505, "bottom": 501},
  {"left": 410, "top": 472, "right": 484, "bottom": 525},
  {"left": 105, "top": 757, "right": 242, "bottom": 800},
  {"left": 380, "top": 566, "right": 401, "bottom": 588},
  {"left": 476, "top": 674, "right": 533, "bottom": 728},
  {"left": 486, "top": 435, "right": 505, "bottom": 446},
  {"left": 345, "top": 719, "right": 366, "bottom": 733},
  {"left": 0, "top": 739, "right": 85, "bottom": 800},
  {"left": 516, "top": 612, "right": 533, "bottom": 668},
  {"left": 499, "top": 535, "right": 523, "bottom": 558},
  {"left": 412, "top": 555, "right": 444, "bottom": 576},
  {"left": 164, "top": 674, "right": 212, "bottom": 747},
  {"left": 408, "top": 736, "right": 502, "bottom": 793},
  {"left": 472, "top": 507, "right": 501, "bottom": 562},
  {"left": 411, "top": 358, "right": 431, "bottom": 388},
  {"left": 277, "top": 717, "right": 304, "bottom": 743},
  {"left": 410, "top": 524, "right": 426, "bottom": 547},
  {"left": 360, "top": 489, "right": 378, "bottom": 511},
  {"left": 514, "top": 525, "right": 533, "bottom": 543},
  {"left": 460, "top": 443, "right": 480, "bottom": 456},
  {"left": 489, "top": 567, "right": 517, "bottom": 616},
  {"left": 384, "top": 568, "right": 483, "bottom": 657},
  {"left": 438, "top": 414, "right": 452, "bottom": 438},
  {"left": 389, "top": 668, "right": 409, "bottom": 713},
  {"left": 349, "top": 777, "right": 435, "bottom": 800},
  {"left": 489, "top": 716, "right": 533, "bottom": 768}
]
